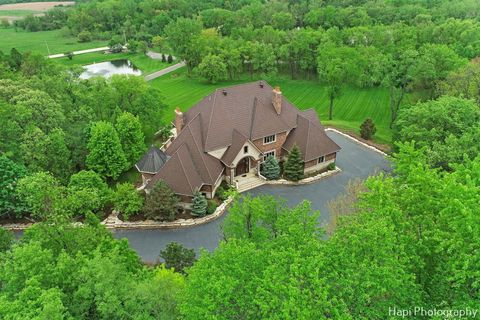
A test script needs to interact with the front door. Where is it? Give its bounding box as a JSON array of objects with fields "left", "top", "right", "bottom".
[{"left": 235, "top": 157, "right": 250, "bottom": 176}]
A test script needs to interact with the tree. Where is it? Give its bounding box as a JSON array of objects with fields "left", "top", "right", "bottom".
[
  {"left": 16, "top": 172, "right": 64, "bottom": 220},
  {"left": 394, "top": 96, "right": 480, "bottom": 171},
  {"left": 191, "top": 191, "right": 207, "bottom": 217},
  {"left": 360, "top": 118, "right": 377, "bottom": 140},
  {"left": 317, "top": 44, "right": 362, "bottom": 120},
  {"left": 383, "top": 49, "right": 418, "bottom": 128},
  {"left": 45, "top": 128, "right": 73, "bottom": 183},
  {"left": 161, "top": 53, "right": 166, "bottom": 62},
  {"left": 138, "top": 41, "right": 148, "bottom": 55},
  {"left": 159, "top": 242, "right": 196, "bottom": 274},
  {"left": 113, "top": 183, "right": 143, "bottom": 220},
  {"left": 260, "top": 156, "right": 280, "bottom": 180},
  {"left": 0, "top": 156, "right": 27, "bottom": 218},
  {"left": 77, "top": 30, "right": 91, "bottom": 43},
  {"left": 167, "top": 54, "right": 173, "bottom": 63},
  {"left": 195, "top": 54, "right": 227, "bottom": 84},
  {"left": 86, "top": 121, "right": 127, "bottom": 180},
  {"left": 68, "top": 170, "right": 111, "bottom": 204},
  {"left": 144, "top": 181, "right": 178, "bottom": 221},
  {"left": 438, "top": 58, "right": 480, "bottom": 104},
  {"left": 0, "top": 227, "right": 13, "bottom": 253},
  {"left": 164, "top": 18, "right": 202, "bottom": 73},
  {"left": 115, "top": 112, "right": 146, "bottom": 167},
  {"left": 283, "top": 145, "right": 304, "bottom": 181},
  {"left": 1, "top": 18, "right": 9, "bottom": 29}
]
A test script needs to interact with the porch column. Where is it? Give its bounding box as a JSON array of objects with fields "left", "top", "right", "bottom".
[{"left": 230, "top": 168, "right": 235, "bottom": 184}]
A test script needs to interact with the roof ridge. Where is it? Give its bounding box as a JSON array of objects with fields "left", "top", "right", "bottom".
[
  {"left": 249, "top": 97, "right": 257, "bottom": 140},
  {"left": 188, "top": 122, "right": 215, "bottom": 183},
  {"left": 204, "top": 90, "right": 218, "bottom": 150},
  {"left": 176, "top": 149, "right": 194, "bottom": 193}
]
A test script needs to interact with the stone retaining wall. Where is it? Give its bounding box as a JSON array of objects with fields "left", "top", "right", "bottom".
[{"left": 265, "top": 167, "right": 341, "bottom": 185}]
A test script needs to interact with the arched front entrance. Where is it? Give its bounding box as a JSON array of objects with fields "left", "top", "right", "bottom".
[{"left": 235, "top": 157, "right": 250, "bottom": 176}]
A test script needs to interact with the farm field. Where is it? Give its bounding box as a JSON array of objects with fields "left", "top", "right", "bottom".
[
  {"left": 0, "top": 28, "right": 107, "bottom": 55},
  {"left": 56, "top": 51, "right": 172, "bottom": 75},
  {"left": 150, "top": 68, "right": 419, "bottom": 144},
  {"left": 0, "top": 2, "right": 74, "bottom": 11}
]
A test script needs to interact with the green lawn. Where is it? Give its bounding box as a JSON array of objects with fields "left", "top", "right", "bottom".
[
  {"left": 56, "top": 51, "right": 171, "bottom": 75},
  {"left": 0, "top": 28, "right": 107, "bottom": 55},
  {"left": 150, "top": 69, "right": 420, "bottom": 144},
  {"left": 0, "top": 9, "right": 40, "bottom": 16}
]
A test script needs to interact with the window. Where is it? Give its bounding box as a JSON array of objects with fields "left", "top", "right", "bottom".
[
  {"left": 263, "top": 150, "right": 275, "bottom": 161},
  {"left": 318, "top": 156, "right": 325, "bottom": 164},
  {"left": 263, "top": 134, "right": 276, "bottom": 144},
  {"left": 244, "top": 146, "right": 248, "bottom": 154}
]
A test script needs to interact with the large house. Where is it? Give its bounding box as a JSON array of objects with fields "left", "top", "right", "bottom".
[{"left": 136, "top": 81, "right": 340, "bottom": 203}]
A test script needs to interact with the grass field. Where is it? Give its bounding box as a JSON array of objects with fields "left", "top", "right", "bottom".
[
  {"left": 0, "top": 9, "right": 40, "bottom": 16},
  {"left": 149, "top": 68, "right": 419, "bottom": 144},
  {"left": 0, "top": 28, "right": 107, "bottom": 55},
  {"left": 56, "top": 51, "right": 171, "bottom": 75}
]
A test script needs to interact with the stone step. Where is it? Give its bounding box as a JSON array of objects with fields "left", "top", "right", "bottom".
[{"left": 237, "top": 179, "right": 266, "bottom": 193}]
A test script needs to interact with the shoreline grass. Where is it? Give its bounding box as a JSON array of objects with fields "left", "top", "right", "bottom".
[{"left": 55, "top": 51, "right": 172, "bottom": 75}]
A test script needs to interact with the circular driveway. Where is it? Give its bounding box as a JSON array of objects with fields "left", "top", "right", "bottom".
[{"left": 114, "top": 131, "right": 390, "bottom": 262}]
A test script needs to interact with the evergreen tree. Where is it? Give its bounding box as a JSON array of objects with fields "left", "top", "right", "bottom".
[
  {"left": 283, "top": 145, "right": 304, "bottom": 181},
  {"left": 191, "top": 191, "right": 207, "bottom": 217},
  {"left": 144, "top": 181, "right": 178, "bottom": 221},
  {"left": 360, "top": 118, "right": 376, "bottom": 140},
  {"left": 86, "top": 121, "right": 127, "bottom": 180},
  {"left": 261, "top": 155, "right": 280, "bottom": 180},
  {"left": 161, "top": 53, "right": 166, "bottom": 62},
  {"left": 115, "top": 112, "right": 146, "bottom": 167},
  {"left": 167, "top": 55, "right": 173, "bottom": 63}
]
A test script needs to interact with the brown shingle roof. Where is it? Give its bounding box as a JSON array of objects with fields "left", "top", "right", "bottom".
[
  {"left": 147, "top": 81, "right": 340, "bottom": 196},
  {"left": 283, "top": 111, "right": 341, "bottom": 162}
]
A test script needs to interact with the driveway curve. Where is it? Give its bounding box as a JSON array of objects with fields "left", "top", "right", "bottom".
[{"left": 114, "top": 131, "right": 390, "bottom": 262}]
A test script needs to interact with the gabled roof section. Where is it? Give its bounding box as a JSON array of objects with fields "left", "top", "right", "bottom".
[
  {"left": 146, "top": 144, "right": 203, "bottom": 195},
  {"left": 283, "top": 112, "right": 341, "bottom": 162},
  {"left": 135, "top": 146, "right": 169, "bottom": 174},
  {"left": 221, "top": 129, "right": 249, "bottom": 166}
]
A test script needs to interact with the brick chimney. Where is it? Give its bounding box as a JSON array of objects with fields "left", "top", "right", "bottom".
[
  {"left": 272, "top": 86, "right": 282, "bottom": 115},
  {"left": 174, "top": 107, "right": 184, "bottom": 135}
]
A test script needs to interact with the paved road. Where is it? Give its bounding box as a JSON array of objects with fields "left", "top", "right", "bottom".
[
  {"left": 144, "top": 61, "right": 186, "bottom": 81},
  {"left": 114, "top": 131, "right": 390, "bottom": 262},
  {"left": 48, "top": 46, "right": 111, "bottom": 59}
]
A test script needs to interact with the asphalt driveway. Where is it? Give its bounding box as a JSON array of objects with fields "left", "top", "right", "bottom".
[{"left": 114, "top": 131, "right": 390, "bottom": 262}]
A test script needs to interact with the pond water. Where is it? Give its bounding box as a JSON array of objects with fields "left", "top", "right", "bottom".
[{"left": 80, "top": 59, "right": 142, "bottom": 79}]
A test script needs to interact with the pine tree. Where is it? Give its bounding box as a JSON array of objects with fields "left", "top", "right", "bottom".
[
  {"left": 167, "top": 55, "right": 173, "bottom": 63},
  {"left": 261, "top": 155, "right": 280, "bottom": 180},
  {"left": 360, "top": 118, "right": 376, "bottom": 140},
  {"left": 161, "top": 53, "right": 166, "bottom": 62},
  {"left": 191, "top": 191, "right": 207, "bottom": 217},
  {"left": 284, "top": 145, "right": 304, "bottom": 181},
  {"left": 144, "top": 181, "right": 178, "bottom": 221}
]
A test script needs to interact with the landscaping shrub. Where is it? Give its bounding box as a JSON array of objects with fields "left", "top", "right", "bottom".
[
  {"left": 327, "top": 162, "right": 336, "bottom": 170},
  {"left": 77, "top": 30, "right": 92, "bottom": 43},
  {"left": 207, "top": 200, "right": 217, "bottom": 215},
  {"left": 360, "top": 118, "right": 376, "bottom": 140},
  {"left": 261, "top": 155, "right": 280, "bottom": 180}
]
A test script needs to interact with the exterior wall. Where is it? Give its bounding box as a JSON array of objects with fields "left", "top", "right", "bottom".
[
  {"left": 141, "top": 173, "right": 155, "bottom": 186},
  {"left": 304, "top": 152, "right": 337, "bottom": 173},
  {"left": 252, "top": 131, "right": 288, "bottom": 161}
]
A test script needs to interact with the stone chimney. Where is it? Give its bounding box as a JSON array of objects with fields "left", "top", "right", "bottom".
[
  {"left": 174, "top": 107, "right": 184, "bottom": 135},
  {"left": 272, "top": 86, "right": 282, "bottom": 115}
]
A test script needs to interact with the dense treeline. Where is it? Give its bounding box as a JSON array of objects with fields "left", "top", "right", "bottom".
[
  {"left": 1, "top": 140, "right": 479, "bottom": 318},
  {"left": 0, "top": 50, "right": 163, "bottom": 220}
]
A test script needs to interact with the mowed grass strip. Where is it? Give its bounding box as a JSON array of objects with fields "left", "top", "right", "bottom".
[
  {"left": 0, "top": 28, "right": 107, "bottom": 55},
  {"left": 55, "top": 51, "right": 171, "bottom": 74},
  {"left": 0, "top": 9, "right": 41, "bottom": 16},
  {"left": 150, "top": 68, "right": 400, "bottom": 143}
]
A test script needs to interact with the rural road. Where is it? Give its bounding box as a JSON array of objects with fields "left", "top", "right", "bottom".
[
  {"left": 114, "top": 131, "right": 390, "bottom": 262},
  {"left": 48, "top": 46, "right": 110, "bottom": 58},
  {"left": 144, "top": 61, "right": 186, "bottom": 81}
]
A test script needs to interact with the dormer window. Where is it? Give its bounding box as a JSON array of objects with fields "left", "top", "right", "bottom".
[
  {"left": 244, "top": 146, "right": 248, "bottom": 153},
  {"left": 263, "top": 134, "right": 276, "bottom": 144}
]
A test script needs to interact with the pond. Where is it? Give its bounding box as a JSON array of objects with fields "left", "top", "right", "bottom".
[{"left": 80, "top": 59, "right": 142, "bottom": 79}]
